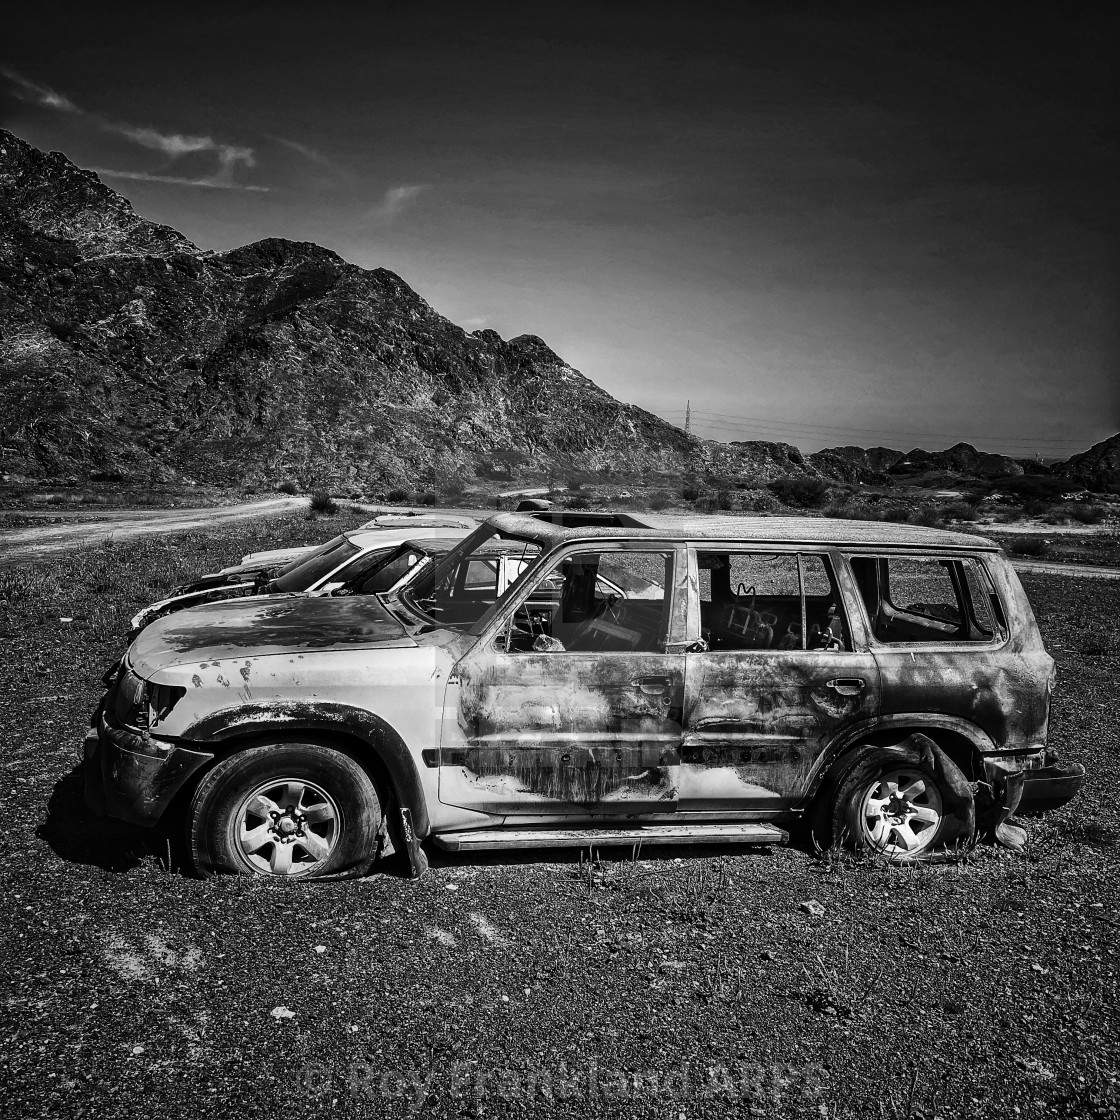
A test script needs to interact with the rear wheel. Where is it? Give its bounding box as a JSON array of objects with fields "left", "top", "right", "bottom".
[
  {"left": 821, "top": 745, "right": 957, "bottom": 860},
  {"left": 186, "top": 742, "right": 382, "bottom": 879}
]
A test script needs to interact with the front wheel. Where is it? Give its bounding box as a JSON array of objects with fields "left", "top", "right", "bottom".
[{"left": 186, "top": 742, "right": 382, "bottom": 879}]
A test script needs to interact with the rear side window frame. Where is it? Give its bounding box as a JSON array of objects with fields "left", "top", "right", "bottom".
[{"left": 842, "top": 551, "right": 1008, "bottom": 648}]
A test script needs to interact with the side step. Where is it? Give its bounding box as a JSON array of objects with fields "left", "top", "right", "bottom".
[{"left": 433, "top": 822, "right": 787, "bottom": 852}]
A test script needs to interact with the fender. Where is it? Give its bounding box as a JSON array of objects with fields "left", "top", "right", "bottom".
[
  {"left": 799, "top": 712, "right": 998, "bottom": 808},
  {"left": 177, "top": 701, "right": 430, "bottom": 836}
]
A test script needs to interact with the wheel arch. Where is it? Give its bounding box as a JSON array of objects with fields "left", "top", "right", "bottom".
[
  {"left": 171, "top": 703, "right": 430, "bottom": 836},
  {"left": 803, "top": 713, "right": 993, "bottom": 808}
]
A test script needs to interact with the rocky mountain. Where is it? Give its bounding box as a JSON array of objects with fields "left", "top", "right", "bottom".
[
  {"left": 0, "top": 128, "right": 812, "bottom": 491},
  {"left": 1061, "top": 432, "right": 1120, "bottom": 487},
  {"left": 808, "top": 442, "right": 1029, "bottom": 484}
]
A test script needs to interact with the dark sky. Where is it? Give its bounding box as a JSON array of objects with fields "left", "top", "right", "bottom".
[{"left": 4, "top": 1, "right": 1116, "bottom": 455}]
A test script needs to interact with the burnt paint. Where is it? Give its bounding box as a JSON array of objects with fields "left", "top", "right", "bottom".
[
  {"left": 445, "top": 649, "right": 685, "bottom": 814},
  {"left": 129, "top": 595, "right": 414, "bottom": 677},
  {"left": 680, "top": 650, "right": 879, "bottom": 806}
]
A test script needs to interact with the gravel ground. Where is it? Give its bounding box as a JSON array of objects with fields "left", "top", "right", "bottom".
[{"left": 1, "top": 526, "right": 1118, "bottom": 1119}]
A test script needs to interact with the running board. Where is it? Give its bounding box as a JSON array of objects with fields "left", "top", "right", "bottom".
[{"left": 433, "top": 822, "right": 787, "bottom": 852}]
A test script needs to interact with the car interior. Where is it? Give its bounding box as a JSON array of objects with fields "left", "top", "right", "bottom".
[{"left": 697, "top": 551, "right": 849, "bottom": 652}]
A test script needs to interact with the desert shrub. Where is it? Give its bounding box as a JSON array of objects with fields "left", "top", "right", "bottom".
[
  {"left": 1012, "top": 537, "right": 1051, "bottom": 557},
  {"left": 992, "top": 474, "right": 1069, "bottom": 501},
  {"left": 386, "top": 488, "right": 410, "bottom": 503},
  {"left": 1022, "top": 499, "right": 1051, "bottom": 518},
  {"left": 715, "top": 490, "right": 734, "bottom": 511},
  {"left": 768, "top": 476, "right": 829, "bottom": 509},
  {"left": 941, "top": 502, "right": 979, "bottom": 522},
  {"left": 419, "top": 492, "right": 438, "bottom": 506},
  {"left": 827, "top": 500, "right": 879, "bottom": 522},
  {"left": 881, "top": 505, "right": 911, "bottom": 523},
  {"left": 565, "top": 496, "right": 591, "bottom": 510},
  {"left": 648, "top": 494, "right": 672, "bottom": 511},
  {"left": 681, "top": 481, "right": 701, "bottom": 502},
  {"left": 566, "top": 478, "right": 584, "bottom": 492},
  {"left": 309, "top": 491, "right": 338, "bottom": 515},
  {"left": 0, "top": 566, "right": 62, "bottom": 603},
  {"left": 1068, "top": 504, "right": 1105, "bottom": 525},
  {"left": 277, "top": 480, "right": 298, "bottom": 495},
  {"left": 909, "top": 505, "right": 943, "bottom": 528}
]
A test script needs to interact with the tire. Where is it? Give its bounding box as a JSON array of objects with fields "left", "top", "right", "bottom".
[
  {"left": 186, "top": 742, "right": 382, "bottom": 880},
  {"left": 819, "top": 739, "right": 973, "bottom": 860}
]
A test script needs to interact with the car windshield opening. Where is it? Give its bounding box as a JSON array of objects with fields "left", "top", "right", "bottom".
[
  {"left": 269, "top": 535, "right": 362, "bottom": 593},
  {"left": 400, "top": 526, "right": 542, "bottom": 631}
]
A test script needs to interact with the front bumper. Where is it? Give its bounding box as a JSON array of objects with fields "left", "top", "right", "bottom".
[{"left": 83, "top": 712, "right": 214, "bottom": 827}]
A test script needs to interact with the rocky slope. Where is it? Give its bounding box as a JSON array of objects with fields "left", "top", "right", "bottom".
[
  {"left": 1062, "top": 432, "right": 1120, "bottom": 487},
  {"left": 0, "top": 129, "right": 811, "bottom": 491}
]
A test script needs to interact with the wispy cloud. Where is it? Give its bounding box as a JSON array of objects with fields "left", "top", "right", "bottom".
[
  {"left": 266, "top": 134, "right": 330, "bottom": 165},
  {"left": 2, "top": 69, "right": 79, "bottom": 112},
  {"left": 368, "top": 183, "right": 427, "bottom": 220},
  {"left": 2, "top": 68, "right": 264, "bottom": 191},
  {"left": 89, "top": 168, "right": 270, "bottom": 191}
]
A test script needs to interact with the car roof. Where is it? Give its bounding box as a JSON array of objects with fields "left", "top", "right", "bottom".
[
  {"left": 341, "top": 526, "right": 469, "bottom": 549},
  {"left": 484, "top": 512, "right": 1001, "bottom": 551}
]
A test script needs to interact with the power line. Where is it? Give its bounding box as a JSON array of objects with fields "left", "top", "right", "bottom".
[{"left": 675, "top": 410, "right": 1096, "bottom": 447}]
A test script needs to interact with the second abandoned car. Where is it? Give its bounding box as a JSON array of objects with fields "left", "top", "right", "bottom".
[{"left": 84, "top": 513, "right": 1083, "bottom": 878}]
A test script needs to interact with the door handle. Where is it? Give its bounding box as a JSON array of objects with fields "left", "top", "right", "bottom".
[
  {"left": 826, "top": 677, "right": 866, "bottom": 697},
  {"left": 633, "top": 675, "right": 674, "bottom": 696}
]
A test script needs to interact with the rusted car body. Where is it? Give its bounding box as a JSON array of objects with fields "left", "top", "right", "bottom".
[
  {"left": 128, "top": 526, "right": 470, "bottom": 637},
  {"left": 84, "top": 513, "right": 1082, "bottom": 879}
]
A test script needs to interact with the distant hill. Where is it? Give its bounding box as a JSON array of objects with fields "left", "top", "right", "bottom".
[
  {"left": 0, "top": 128, "right": 1108, "bottom": 496},
  {"left": 0, "top": 128, "right": 810, "bottom": 490},
  {"left": 1061, "top": 432, "right": 1120, "bottom": 487}
]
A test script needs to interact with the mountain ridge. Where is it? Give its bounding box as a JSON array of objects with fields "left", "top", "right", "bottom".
[{"left": 0, "top": 128, "right": 1109, "bottom": 494}]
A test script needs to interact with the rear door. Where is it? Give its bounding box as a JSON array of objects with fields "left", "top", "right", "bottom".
[{"left": 680, "top": 546, "right": 880, "bottom": 811}]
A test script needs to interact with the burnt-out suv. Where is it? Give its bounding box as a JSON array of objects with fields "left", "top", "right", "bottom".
[{"left": 84, "top": 514, "right": 1083, "bottom": 879}]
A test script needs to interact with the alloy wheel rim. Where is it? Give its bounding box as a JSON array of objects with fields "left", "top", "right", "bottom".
[
  {"left": 234, "top": 777, "right": 340, "bottom": 876},
  {"left": 858, "top": 767, "right": 943, "bottom": 857}
]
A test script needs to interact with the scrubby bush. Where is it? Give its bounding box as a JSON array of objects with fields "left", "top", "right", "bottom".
[
  {"left": 739, "top": 490, "right": 781, "bottom": 513},
  {"left": 715, "top": 490, "right": 734, "bottom": 511},
  {"left": 768, "top": 476, "right": 829, "bottom": 509},
  {"left": 566, "top": 478, "right": 584, "bottom": 492},
  {"left": 1012, "top": 537, "right": 1051, "bottom": 557},
  {"left": 648, "top": 494, "right": 672, "bottom": 511},
  {"left": 941, "top": 502, "right": 979, "bottom": 522},
  {"left": 277, "top": 480, "right": 298, "bottom": 495},
  {"left": 1068, "top": 504, "right": 1105, "bottom": 525},
  {"left": 419, "top": 492, "right": 438, "bottom": 506},
  {"left": 881, "top": 506, "right": 911, "bottom": 523},
  {"left": 909, "top": 505, "right": 943, "bottom": 528},
  {"left": 309, "top": 491, "right": 338, "bottom": 515},
  {"left": 386, "top": 488, "right": 410, "bottom": 503},
  {"left": 1022, "top": 499, "right": 1051, "bottom": 518},
  {"left": 681, "top": 481, "right": 701, "bottom": 502},
  {"left": 565, "top": 496, "right": 591, "bottom": 510}
]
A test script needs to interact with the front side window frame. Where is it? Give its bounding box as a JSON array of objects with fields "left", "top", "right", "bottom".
[{"left": 474, "top": 541, "right": 688, "bottom": 653}]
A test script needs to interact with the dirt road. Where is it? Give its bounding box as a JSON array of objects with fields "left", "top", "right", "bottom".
[
  {"left": 0, "top": 497, "right": 306, "bottom": 565},
  {"left": 4, "top": 501, "right": 1120, "bottom": 580}
]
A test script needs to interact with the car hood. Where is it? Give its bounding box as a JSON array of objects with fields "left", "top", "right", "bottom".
[{"left": 129, "top": 594, "right": 415, "bottom": 677}]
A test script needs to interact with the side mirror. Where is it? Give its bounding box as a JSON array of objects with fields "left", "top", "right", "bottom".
[{"left": 532, "top": 635, "right": 566, "bottom": 653}]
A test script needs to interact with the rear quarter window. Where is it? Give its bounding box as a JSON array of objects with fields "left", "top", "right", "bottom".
[{"left": 847, "top": 554, "right": 1002, "bottom": 644}]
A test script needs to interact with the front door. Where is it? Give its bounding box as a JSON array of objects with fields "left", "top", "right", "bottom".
[
  {"left": 680, "top": 548, "right": 880, "bottom": 811},
  {"left": 439, "top": 546, "right": 686, "bottom": 817}
]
